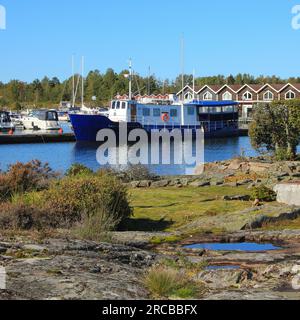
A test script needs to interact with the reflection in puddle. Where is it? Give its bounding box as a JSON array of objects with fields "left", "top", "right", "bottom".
[{"left": 184, "top": 242, "right": 282, "bottom": 252}]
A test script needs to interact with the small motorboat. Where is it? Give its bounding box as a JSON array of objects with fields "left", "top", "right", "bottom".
[{"left": 22, "top": 109, "right": 61, "bottom": 130}]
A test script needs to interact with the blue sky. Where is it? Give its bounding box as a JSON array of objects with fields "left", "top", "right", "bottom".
[{"left": 0, "top": 0, "right": 300, "bottom": 82}]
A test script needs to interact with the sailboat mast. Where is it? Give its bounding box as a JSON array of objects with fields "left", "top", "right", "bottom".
[
  {"left": 72, "top": 55, "right": 75, "bottom": 108},
  {"left": 81, "top": 56, "right": 84, "bottom": 108},
  {"left": 129, "top": 58, "right": 132, "bottom": 100},
  {"left": 181, "top": 35, "right": 185, "bottom": 102},
  {"left": 193, "top": 69, "right": 195, "bottom": 100},
  {"left": 148, "top": 66, "right": 151, "bottom": 96}
]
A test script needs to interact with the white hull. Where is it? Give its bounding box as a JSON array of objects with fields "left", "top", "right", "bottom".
[
  {"left": 22, "top": 117, "right": 60, "bottom": 130},
  {"left": 0, "top": 123, "right": 14, "bottom": 131}
]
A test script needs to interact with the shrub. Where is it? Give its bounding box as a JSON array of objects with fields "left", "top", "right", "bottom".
[
  {"left": 75, "top": 207, "right": 118, "bottom": 242},
  {"left": 0, "top": 160, "right": 57, "bottom": 201},
  {"left": 40, "top": 173, "right": 132, "bottom": 228},
  {"left": 0, "top": 202, "right": 38, "bottom": 230},
  {"left": 275, "top": 148, "right": 293, "bottom": 161},
  {"left": 65, "top": 163, "right": 93, "bottom": 177},
  {"left": 251, "top": 185, "right": 277, "bottom": 202},
  {"left": 121, "top": 164, "right": 157, "bottom": 182}
]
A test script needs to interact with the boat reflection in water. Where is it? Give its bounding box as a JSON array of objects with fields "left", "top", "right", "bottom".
[{"left": 71, "top": 135, "right": 256, "bottom": 176}]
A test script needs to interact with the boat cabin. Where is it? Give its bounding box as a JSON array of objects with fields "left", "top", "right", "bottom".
[
  {"left": 28, "top": 110, "right": 59, "bottom": 121},
  {"left": 109, "top": 100, "right": 239, "bottom": 131}
]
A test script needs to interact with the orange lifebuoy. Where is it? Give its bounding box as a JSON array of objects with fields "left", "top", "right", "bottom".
[{"left": 161, "top": 113, "right": 170, "bottom": 122}]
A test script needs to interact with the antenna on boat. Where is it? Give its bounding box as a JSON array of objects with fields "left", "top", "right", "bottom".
[
  {"left": 81, "top": 56, "right": 84, "bottom": 108},
  {"left": 129, "top": 58, "right": 132, "bottom": 100}
]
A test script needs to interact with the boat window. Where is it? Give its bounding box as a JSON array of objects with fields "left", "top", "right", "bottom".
[
  {"left": 187, "top": 106, "right": 195, "bottom": 115},
  {"left": 223, "top": 106, "right": 234, "bottom": 112},
  {"left": 170, "top": 109, "right": 178, "bottom": 117},
  {"left": 153, "top": 108, "right": 161, "bottom": 117},
  {"left": 199, "top": 107, "right": 210, "bottom": 114},
  {"left": 112, "top": 101, "right": 116, "bottom": 109},
  {"left": 116, "top": 101, "right": 121, "bottom": 109},
  {"left": 215, "top": 107, "right": 222, "bottom": 113},
  {"left": 122, "top": 102, "right": 127, "bottom": 109},
  {"left": 142, "top": 108, "right": 150, "bottom": 117},
  {"left": 47, "top": 111, "right": 58, "bottom": 121}
]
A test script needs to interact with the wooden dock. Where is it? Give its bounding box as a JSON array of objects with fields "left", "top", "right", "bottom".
[{"left": 0, "top": 132, "right": 76, "bottom": 144}]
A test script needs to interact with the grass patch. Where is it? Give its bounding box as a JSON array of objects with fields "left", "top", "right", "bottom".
[
  {"left": 260, "top": 216, "right": 300, "bottom": 231},
  {"left": 130, "top": 186, "right": 252, "bottom": 232},
  {"left": 150, "top": 235, "right": 182, "bottom": 245},
  {"left": 144, "top": 266, "right": 205, "bottom": 299}
]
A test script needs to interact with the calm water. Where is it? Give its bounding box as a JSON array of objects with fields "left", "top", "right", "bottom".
[
  {"left": 0, "top": 135, "right": 258, "bottom": 174},
  {"left": 184, "top": 242, "right": 282, "bottom": 252}
]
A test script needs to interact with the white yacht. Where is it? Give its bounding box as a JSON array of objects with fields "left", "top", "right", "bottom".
[{"left": 22, "top": 110, "right": 61, "bottom": 130}]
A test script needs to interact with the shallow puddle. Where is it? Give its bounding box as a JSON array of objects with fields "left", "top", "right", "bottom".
[
  {"left": 184, "top": 242, "right": 282, "bottom": 252},
  {"left": 206, "top": 265, "right": 241, "bottom": 271}
]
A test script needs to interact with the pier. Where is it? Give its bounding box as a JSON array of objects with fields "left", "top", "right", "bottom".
[{"left": 0, "top": 131, "right": 76, "bottom": 144}]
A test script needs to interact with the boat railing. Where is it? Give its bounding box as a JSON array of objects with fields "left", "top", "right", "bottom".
[{"left": 131, "top": 116, "right": 238, "bottom": 132}]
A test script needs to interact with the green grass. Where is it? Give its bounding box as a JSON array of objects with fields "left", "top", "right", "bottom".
[
  {"left": 260, "top": 216, "right": 300, "bottom": 231},
  {"left": 129, "top": 186, "right": 252, "bottom": 232},
  {"left": 144, "top": 266, "right": 205, "bottom": 299}
]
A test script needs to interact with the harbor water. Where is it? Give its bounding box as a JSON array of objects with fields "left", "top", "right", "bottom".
[{"left": 0, "top": 132, "right": 258, "bottom": 174}]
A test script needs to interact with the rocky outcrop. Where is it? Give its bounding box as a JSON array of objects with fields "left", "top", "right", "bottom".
[
  {"left": 0, "top": 238, "right": 158, "bottom": 300},
  {"left": 242, "top": 207, "right": 300, "bottom": 230},
  {"left": 127, "top": 158, "right": 300, "bottom": 190}
]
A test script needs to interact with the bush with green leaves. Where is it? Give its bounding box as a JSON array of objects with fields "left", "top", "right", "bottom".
[
  {"left": 0, "top": 172, "right": 132, "bottom": 231},
  {"left": 40, "top": 173, "right": 132, "bottom": 228},
  {"left": 121, "top": 164, "right": 157, "bottom": 182},
  {"left": 65, "top": 163, "right": 93, "bottom": 177},
  {"left": 251, "top": 185, "right": 277, "bottom": 202}
]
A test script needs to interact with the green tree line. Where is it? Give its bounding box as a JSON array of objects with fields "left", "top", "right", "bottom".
[{"left": 1, "top": 70, "right": 300, "bottom": 110}]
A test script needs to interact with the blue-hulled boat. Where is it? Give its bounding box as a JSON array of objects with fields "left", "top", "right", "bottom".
[{"left": 69, "top": 99, "right": 239, "bottom": 142}]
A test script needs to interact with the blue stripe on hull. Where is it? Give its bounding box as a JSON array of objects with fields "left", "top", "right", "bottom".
[{"left": 69, "top": 114, "right": 239, "bottom": 142}]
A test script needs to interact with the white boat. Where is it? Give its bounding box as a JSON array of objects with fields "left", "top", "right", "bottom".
[
  {"left": 0, "top": 111, "right": 15, "bottom": 132},
  {"left": 22, "top": 110, "right": 61, "bottom": 130},
  {"left": 9, "top": 112, "right": 23, "bottom": 127},
  {"left": 58, "top": 111, "right": 70, "bottom": 122}
]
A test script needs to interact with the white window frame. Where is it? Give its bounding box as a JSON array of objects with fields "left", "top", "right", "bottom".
[
  {"left": 222, "top": 91, "right": 232, "bottom": 101},
  {"left": 203, "top": 91, "right": 213, "bottom": 101},
  {"left": 242, "top": 91, "right": 252, "bottom": 101},
  {"left": 263, "top": 90, "right": 274, "bottom": 101},
  {"left": 285, "top": 90, "right": 296, "bottom": 100},
  {"left": 184, "top": 92, "right": 193, "bottom": 101}
]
